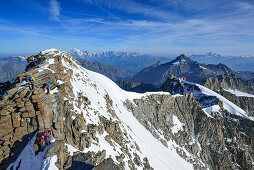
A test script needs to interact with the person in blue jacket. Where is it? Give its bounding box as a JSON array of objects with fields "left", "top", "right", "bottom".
[{"left": 47, "top": 82, "right": 50, "bottom": 94}]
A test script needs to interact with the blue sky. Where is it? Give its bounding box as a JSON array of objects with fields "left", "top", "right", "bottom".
[{"left": 0, "top": 0, "right": 254, "bottom": 56}]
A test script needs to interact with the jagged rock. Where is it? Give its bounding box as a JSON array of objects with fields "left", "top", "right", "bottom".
[
  {"left": 133, "top": 153, "right": 142, "bottom": 166},
  {"left": 93, "top": 150, "right": 106, "bottom": 165},
  {"left": 26, "top": 56, "right": 34, "bottom": 63},
  {"left": 93, "top": 158, "right": 120, "bottom": 170},
  {"left": 116, "top": 153, "right": 125, "bottom": 163},
  {"left": 143, "top": 157, "right": 153, "bottom": 170}
]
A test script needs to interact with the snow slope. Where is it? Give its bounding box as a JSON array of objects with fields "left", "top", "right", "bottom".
[{"left": 61, "top": 52, "right": 194, "bottom": 170}]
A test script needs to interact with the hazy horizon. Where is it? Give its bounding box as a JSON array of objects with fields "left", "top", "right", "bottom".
[{"left": 1, "top": 48, "right": 254, "bottom": 59}]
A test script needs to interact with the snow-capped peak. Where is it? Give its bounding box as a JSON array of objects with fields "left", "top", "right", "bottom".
[{"left": 41, "top": 48, "right": 59, "bottom": 55}]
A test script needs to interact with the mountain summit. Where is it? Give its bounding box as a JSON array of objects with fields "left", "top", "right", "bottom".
[
  {"left": 0, "top": 49, "right": 254, "bottom": 170},
  {"left": 131, "top": 54, "right": 236, "bottom": 86}
]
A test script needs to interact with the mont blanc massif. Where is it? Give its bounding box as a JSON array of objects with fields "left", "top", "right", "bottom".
[{"left": 1, "top": 49, "right": 254, "bottom": 170}]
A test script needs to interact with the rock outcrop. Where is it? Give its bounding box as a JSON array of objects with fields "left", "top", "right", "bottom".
[{"left": 204, "top": 72, "right": 254, "bottom": 94}]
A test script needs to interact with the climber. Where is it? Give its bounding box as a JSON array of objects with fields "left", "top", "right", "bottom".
[
  {"left": 46, "top": 82, "right": 50, "bottom": 94},
  {"left": 38, "top": 135, "right": 45, "bottom": 151},
  {"left": 28, "top": 75, "right": 36, "bottom": 89},
  {"left": 44, "top": 130, "right": 51, "bottom": 145}
]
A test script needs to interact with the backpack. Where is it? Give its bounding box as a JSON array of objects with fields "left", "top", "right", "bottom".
[
  {"left": 44, "top": 131, "right": 49, "bottom": 137},
  {"left": 28, "top": 76, "right": 32, "bottom": 81},
  {"left": 39, "top": 136, "right": 44, "bottom": 143},
  {"left": 31, "top": 77, "right": 35, "bottom": 82},
  {"left": 47, "top": 82, "right": 50, "bottom": 88}
]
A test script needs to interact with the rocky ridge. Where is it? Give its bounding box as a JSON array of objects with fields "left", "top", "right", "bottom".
[
  {"left": 154, "top": 77, "right": 254, "bottom": 169},
  {"left": 204, "top": 73, "right": 254, "bottom": 117}
]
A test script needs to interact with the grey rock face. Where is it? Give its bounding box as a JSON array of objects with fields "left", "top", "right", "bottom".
[
  {"left": 125, "top": 93, "right": 254, "bottom": 170},
  {"left": 204, "top": 73, "right": 254, "bottom": 94},
  {"left": 93, "top": 158, "right": 120, "bottom": 170}
]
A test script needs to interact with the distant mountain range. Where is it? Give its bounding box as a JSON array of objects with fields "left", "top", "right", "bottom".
[
  {"left": 69, "top": 49, "right": 170, "bottom": 72},
  {"left": 0, "top": 56, "right": 27, "bottom": 82},
  {"left": 1, "top": 50, "right": 254, "bottom": 87},
  {"left": 131, "top": 54, "right": 241, "bottom": 86},
  {"left": 69, "top": 49, "right": 254, "bottom": 72},
  {"left": 190, "top": 52, "right": 254, "bottom": 72}
]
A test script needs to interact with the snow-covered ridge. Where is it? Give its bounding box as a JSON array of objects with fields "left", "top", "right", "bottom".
[
  {"left": 181, "top": 80, "right": 253, "bottom": 120},
  {"left": 161, "top": 78, "right": 253, "bottom": 121},
  {"left": 224, "top": 88, "right": 254, "bottom": 98},
  {"left": 195, "top": 83, "right": 251, "bottom": 119}
]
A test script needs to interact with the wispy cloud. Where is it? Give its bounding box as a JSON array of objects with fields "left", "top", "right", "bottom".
[
  {"left": 81, "top": 0, "right": 182, "bottom": 21},
  {"left": 49, "top": 0, "right": 60, "bottom": 21}
]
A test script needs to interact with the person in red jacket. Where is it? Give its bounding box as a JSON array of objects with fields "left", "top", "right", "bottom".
[
  {"left": 38, "top": 136, "right": 44, "bottom": 151},
  {"left": 44, "top": 130, "right": 51, "bottom": 145}
]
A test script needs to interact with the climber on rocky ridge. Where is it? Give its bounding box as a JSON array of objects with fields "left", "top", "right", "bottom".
[
  {"left": 47, "top": 82, "right": 50, "bottom": 94},
  {"left": 28, "top": 75, "right": 36, "bottom": 90},
  {"left": 44, "top": 130, "right": 51, "bottom": 145},
  {"left": 38, "top": 135, "right": 45, "bottom": 152}
]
